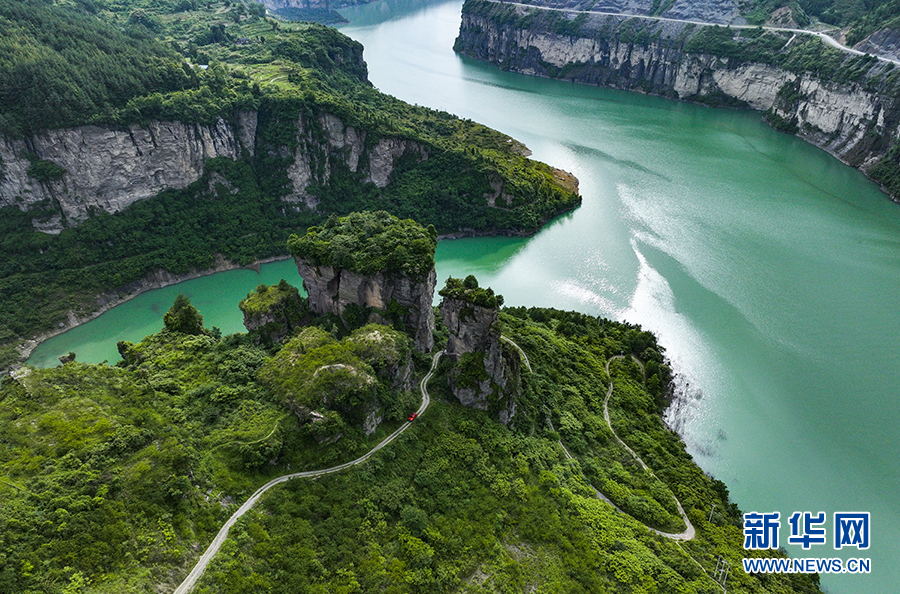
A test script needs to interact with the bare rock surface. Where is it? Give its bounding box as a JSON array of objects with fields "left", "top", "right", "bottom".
[
  {"left": 294, "top": 257, "right": 436, "bottom": 353},
  {"left": 439, "top": 295, "right": 519, "bottom": 424}
]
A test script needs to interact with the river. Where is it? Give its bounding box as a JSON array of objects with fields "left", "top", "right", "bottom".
[{"left": 29, "top": 1, "right": 899, "bottom": 591}]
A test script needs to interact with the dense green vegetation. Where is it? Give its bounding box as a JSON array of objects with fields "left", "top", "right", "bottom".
[
  {"left": 741, "top": 0, "right": 900, "bottom": 34},
  {"left": 683, "top": 26, "right": 890, "bottom": 87},
  {"left": 868, "top": 138, "right": 900, "bottom": 196},
  {"left": 164, "top": 294, "right": 207, "bottom": 335},
  {"left": 259, "top": 323, "right": 418, "bottom": 438},
  {"left": 0, "top": 1, "right": 580, "bottom": 368},
  {"left": 0, "top": 286, "right": 821, "bottom": 593},
  {"left": 288, "top": 211, "right": 437, "bottom": 279},
  {"left": 439, "top": 275, "right": 504, "bottom": 308},
  {"left": 0, "top": 0, "right": 194, "bottom": 136},
  {"left": 239, "top": 279, "right": 304, "bottom": 317},
  {"left": 844, "top": 0, "right": 900, "bottom": 44}
]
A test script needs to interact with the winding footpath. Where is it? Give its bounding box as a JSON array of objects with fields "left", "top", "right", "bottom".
[
  {"left": 489, "top": 0, "right": 900, "bottom": 67},
  {"left": 604, "top": 355, "right": 695, "bottom": 540},
  {"left": 500, "top": 335, "right": 726, "bottom": 594},
  {"left": 173, "top": 350, "right": 444, "bottom": 594},
  {"left": 505, "top": 336, "right": 723, "bottom": 588},
  {"left": 502, "top": 335, "right": 694, "bottom": 541}
]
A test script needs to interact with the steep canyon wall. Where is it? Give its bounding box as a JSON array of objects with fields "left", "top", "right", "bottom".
[
  {"left": 455, "top": 1, "right": 900, "bottom": 193},
  {"left": 0, "top": 110, "right": 428, "bottom": 233}
]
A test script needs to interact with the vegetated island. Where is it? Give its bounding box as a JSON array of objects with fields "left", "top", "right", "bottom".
[
  {"left": 453, "top": 0, "right": 900, "bottom": 202},
  {"left": 0, "top": 0, "right": 580, "bottom": 369},
  {"left": 0, "top": 212, "right": 823, "bottom": 593}
]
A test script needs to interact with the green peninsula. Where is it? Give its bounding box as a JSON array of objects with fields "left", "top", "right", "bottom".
[{"left": 0, "top": 216, "right": 821, "bottom": 593}]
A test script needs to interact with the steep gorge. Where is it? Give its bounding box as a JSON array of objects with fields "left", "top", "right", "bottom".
[
  {"left": 454, "top": 0, "right": 900, "bottom": 197},
  {"left": 0, "top": 109, "right": 432, "bottom": 234}
]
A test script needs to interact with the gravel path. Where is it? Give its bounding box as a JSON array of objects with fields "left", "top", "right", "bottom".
[{"left": 173, "top": 350, "right": 444, "bottom": 593}]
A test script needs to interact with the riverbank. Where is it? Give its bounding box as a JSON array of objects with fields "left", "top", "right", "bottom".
[{"left": 13, "top": 254, "right": 293, "bottom": 365}]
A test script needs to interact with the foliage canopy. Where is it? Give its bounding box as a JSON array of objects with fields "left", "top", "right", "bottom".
[
  {"left": 288, "top": 211, "right": 438, "bottom": 279},
  {"left": 164, "top": 294, "right": 205, "bottom": 335},
  {"left": 439, "top": 275, "right": 504, "bottom": 308}
]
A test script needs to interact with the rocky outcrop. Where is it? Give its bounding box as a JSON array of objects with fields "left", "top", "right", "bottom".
[
  {"left": 455, "top": 1, "right": 900, "bottom": 194},
  {"left": 439, "top": 293, "right": 520, "bottom": 425},
  {"left": 479, "top": 0, "right": 741, "bottom": 25},
  {"left": 294, "top": 258, "right": 436, "bottom": 352},
  {"left": 0, "top": 108, "right": 429, "bottom": 232},
  {"left": 283, "top": 113, "right": 428, "bottom": 210},
  {"left": 239, "top": 281, "right": 310, "bottom": 345},
  {"left": 855, "top": 28, "right": 900, "bottom": 63},
  {"left": 0, "top": 114, "right": 255, "bottom": 233}
]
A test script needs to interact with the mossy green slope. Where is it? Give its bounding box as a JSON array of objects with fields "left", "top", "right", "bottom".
[{"left": 0, "top": 298, "right": 821, "bottom": 593}]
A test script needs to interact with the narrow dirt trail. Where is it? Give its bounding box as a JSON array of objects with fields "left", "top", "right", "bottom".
[
  {"left": 173, "top": 350, "right": 444, "bottom": 594},
  {"left": 503, "top": 335, "right": 694, "bottom": 540}
]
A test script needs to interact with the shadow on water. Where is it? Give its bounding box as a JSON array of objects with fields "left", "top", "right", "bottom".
[{"left": 567, "top": 142, "right": 671, "bottom": 181}]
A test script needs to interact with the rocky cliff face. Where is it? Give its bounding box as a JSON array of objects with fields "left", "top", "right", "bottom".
[
  {"left": 239, "top": 282, "right": 310, "bottom": 345},
  {"left": 0, "top": 114, "right": 256, "bottom": 233},
  {"left": 294, "top": 257, "right": 436, "bottom": 352},
  {"left": 439, "top": 296, "right": 519, "bottom": 425},
  {"left": 855, "top": 28, "right": 900, "bottom": 63},
  {"left": 509, "top": 0, "right": 741, "bottom": 25},
  {"left": 455, "top": 2, "right": 900, "bottom": 189},
  {"left": 0, "top": 109, "right": 428, "bottom": 233},
  {"left": 284, "top": 113, "right": 427, "bottom": 210}
]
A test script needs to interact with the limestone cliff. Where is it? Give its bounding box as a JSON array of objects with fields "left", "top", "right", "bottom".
[
  {"left": 0, "top": 109, "right": 429, "bottom": 233},
  {"left": 0, "top": 114, "right": 255, "bottom": 233},
  {"left": 855, "top": 28, "right": 900, "bottom": 63},
  {"left": 239, "top": 280, "right": 310, "bottom": 345},
  {"left": 455, "top": 1, "right": 900, "bottom": 195},
  {"left": 439, "top": 278, "right": 520, "bottom": 425},
  {"left": 288, "top": 211, "right": 438, "bottom": 353},
  {"left": 283, "top": 113, "right": 428, "bottom": 211},
  {"left": 488, "top": 0, "right": 742, "bottom": 25},
  {"left": 294, "top": 259, "right": 436, "bottom": 353}
]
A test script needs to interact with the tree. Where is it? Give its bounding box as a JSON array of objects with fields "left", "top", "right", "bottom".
[{"left": 163, "top": 294, "right": 205, "bottom": 335}]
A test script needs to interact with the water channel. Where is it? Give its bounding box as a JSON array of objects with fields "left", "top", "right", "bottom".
[{"left": 29, "top": 1, "right": 900, "bottom": 590}]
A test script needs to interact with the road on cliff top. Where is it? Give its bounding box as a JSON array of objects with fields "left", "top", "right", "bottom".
[{"left": 487, "top": 0, "right": 900, "bottom": 66}]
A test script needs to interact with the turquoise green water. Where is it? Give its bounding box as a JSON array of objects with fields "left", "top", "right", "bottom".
[
  {"left": 28, "top": 261, "right": 303, "bottom": 367},
  {"left": 29, "top": 1, "right": 900, "bottom": 591}
]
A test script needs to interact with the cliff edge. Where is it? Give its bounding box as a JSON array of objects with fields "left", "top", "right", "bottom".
[
  {"left": 288, "top": 211, "right": 437, "bottom": 352},
  {"left": 439, "top": 275, "right": 521, "bottom": 425},
  {"left": 455, "top": 0, "right": 900, "bottom": 198}
]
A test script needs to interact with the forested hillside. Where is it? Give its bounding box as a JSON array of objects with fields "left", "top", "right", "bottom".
[
  {"left": 0, "top": 283, "right": 822, "bottom": 593},
  {"left": 0, "top": 0, "right": 580, "bottom": 368},
  {"left": 742, "top": 0, "right": 900, "bottom": 41}
]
